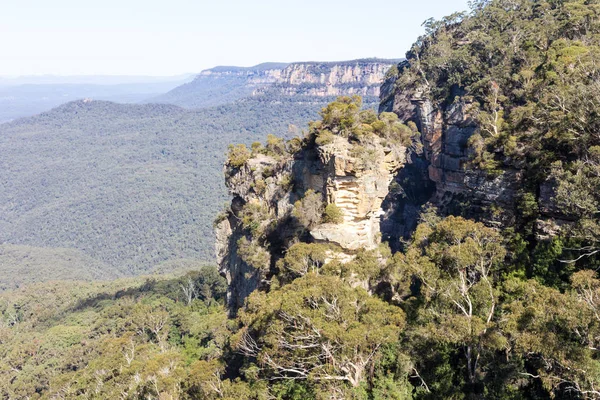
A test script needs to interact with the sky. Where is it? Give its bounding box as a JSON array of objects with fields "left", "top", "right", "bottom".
[{"left": 0, "top": 0, "right": 470, "bottom": 77}]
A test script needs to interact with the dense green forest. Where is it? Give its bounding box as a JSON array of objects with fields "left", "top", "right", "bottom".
[
  {"left": 0, "top": 266, "right": 229, "bottom": 398},
  {"left": 0, "top": 99, "right": 323, "bottom": 277},
  {"left": 0, "top": 244, "right": 122, "bottom": 292}
]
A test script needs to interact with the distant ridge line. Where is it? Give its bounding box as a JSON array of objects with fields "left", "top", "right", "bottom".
[{"left": 203, "top": 58, "right": 404, "bottom": 74}]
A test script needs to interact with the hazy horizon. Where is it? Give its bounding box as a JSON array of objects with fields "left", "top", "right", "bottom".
[{"left": 2, "top": 0, "right": 470, "bottom": 76}]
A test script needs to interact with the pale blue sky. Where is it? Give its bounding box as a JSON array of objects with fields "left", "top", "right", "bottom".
[{"left": 0, "top": 0, "right": 470, "bottom": 76}]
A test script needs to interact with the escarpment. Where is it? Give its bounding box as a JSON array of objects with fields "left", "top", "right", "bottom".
[
  {"left": 379, "top": 62, "right": 568, "bottom": 235},
  {"left": 215, "top": 100, "right": 412, "bottom": 311},
  {"left": 259, "top": 59, "right": 400, "bottom": 98},
  {"left": 209, "top": 3, "right": 600, "bottom": 397},
  {"left": 217, "top": 67, "right": 574, "bottom": 312},
  {"left": 156, "top": 59, "right": 400, "bottom": 109},
  {"left": 219, "top": 33, "right": 600, "bottom": 311}
]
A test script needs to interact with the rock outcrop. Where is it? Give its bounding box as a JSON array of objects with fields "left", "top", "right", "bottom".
[
  {"left": 299, "top": 136, "right": 405, "bottom": 251},
  {"left": 380, "top": 61, "right": 565, "bottom": 232},
  {"left": 155, "top": 59, "right": 400, "bottom": 109},
  {"left": 257, "top": 60, "right": 400, "bottom": 98},
  {"left": 217, "top": 58, "right": 573, "bottom": 313},
  {"left": 215, "top": 153, "right": 295, "bottom": 311},
  {"left": 216, "top": 128, "right": 408, "bottom": 312}
]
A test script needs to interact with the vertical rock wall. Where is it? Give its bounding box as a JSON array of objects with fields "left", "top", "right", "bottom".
[{"left": 216, "top": 135, "right": 407, "bottom": 312}]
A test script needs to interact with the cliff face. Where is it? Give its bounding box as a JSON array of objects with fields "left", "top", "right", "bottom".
[
  {"left": 198, "top": 63, "right": 287, "bottom": 86},
  {"left": 297, "top": 135, "right": 406, "bottom": 251},
  {"left": 256, "top": 60, "right": 399, "bottom": 98},
  {"left": 201, "top": 61, "right": 393, "bottom": 96},
  {"left": 217, "top": 57, "right": 573, "bottom": 312},
  {"left": 155, "top": 59, "right": 399, "bottom": 109},
  {"left": 215, "top": 154, "right": 295, "bottom": 311},
  {"left": 380, "top": 61, "right": 564, "bottom": 233},
  {"left": 216, "top": 124, "right": 408, "bottom": 311}
]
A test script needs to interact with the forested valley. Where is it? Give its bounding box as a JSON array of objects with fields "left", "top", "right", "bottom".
[{"left": 3, "top": 0, "right": 600, "bottom": 399}]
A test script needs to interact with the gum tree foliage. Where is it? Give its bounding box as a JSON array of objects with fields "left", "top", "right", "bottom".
[
  {"left": 234, "top": 274, "right": 408, "bottom": 398},
  {"left": 391, "top": 217, "right": 507, "bottom": 391},
  {"left": 311, "top": 95, "right": 415, "bottom": 146},
  {"left": 0, "top": 268, "right": 229, "bottom": 399}
]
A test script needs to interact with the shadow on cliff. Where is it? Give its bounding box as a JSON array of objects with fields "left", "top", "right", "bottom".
[{"left": 380, "top": 146, "right": 435, "bottom": 253}]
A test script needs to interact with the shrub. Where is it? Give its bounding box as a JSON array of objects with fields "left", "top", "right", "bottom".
[
  {"left": 237, "top": 237, "right": 270, "bottom": 271},
  {"left": 322, "top": 203, "right": 344, "bottom": 224},
  {"left": 240, "top": 201, "right": 271, "bottom": 235},
  {"left": 251, "top": 141, "right": 263, "bottom": 155},
  {"left": 319, "top": 95, "right": 362, "bottom": 137},
  {"left": 350, "top": 144, "right": 380, "bottom": 171},
  {"left": 213, "top": 208, "right": 230, "bottom": 227},
  {"left": 276, "top": 243, "right": 329, "bottom": 281},
  {"left": 293, "top": 190, "right": 323, "bottom": 229},
  {"left": 265, "top": 134, "right": 286, "bottom": 157},
  {"left": 315, "top": 129, "right": 335, "bottom": 146},
  {"left": 227, "top": 144, "right": 251, "bottom": 169},
  {"left": 286, "top": 137, "right": 303, "bottom": 154},
  {"left": 252, "top": 179, "right": 266, "bottom": 195},
  {"left": 279, "top": 173, "right": 293, "bottom": 190},
  {"left": 261, "top": 166, "right": 275, "bottom": 179}
]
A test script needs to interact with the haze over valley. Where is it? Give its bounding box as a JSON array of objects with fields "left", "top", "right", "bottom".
[{"left": 0, "top": 58, "right": 398, "bottom": 280}]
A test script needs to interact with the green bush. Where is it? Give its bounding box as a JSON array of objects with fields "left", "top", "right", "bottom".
[
  {"left": 227, "top": 144, "right": 251, "bottom": 169},
  {"left": 322, "top": 203, "right": 344, "bottom": 224},
  {"left": 315, "top": 129, "right": 335, "bottom": 146},
  {"left": 237, "top": 237, "right": 270, "bottom": 271},
  {"left": 265, "top": 134, "right": 286, "bottom": 157},
  {"left": 240, "top": 201, "right": 271, "bottom": 235},
  {"left": 293, "top": 190, "right": 323, "bottom": 229}
]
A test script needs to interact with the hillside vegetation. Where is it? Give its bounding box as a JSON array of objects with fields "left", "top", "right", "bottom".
[
  {"left": 5, "top": 1, "right": 600, "bottom": 398},
  {"left": 398, "top": 0, "right": 600, "bottom": 279},
  {"left": 0, "top": 99, "right": 322, "bottom": 276},
  {"left": 4, "top": 93, "right": 600, "bottom": 399},
  {"left": 0, "top": 266, "right": 228, "bottom": 399},
  {"left": 0, "top": 244, "right": 121, "bottom": 292},
  {"left": 205, "top": 0, "right": 600, "bottom": 396}
]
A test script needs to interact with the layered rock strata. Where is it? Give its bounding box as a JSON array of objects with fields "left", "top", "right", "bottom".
[
  {"left": 216, "top": 136, "right": 407, "bottom": 312},
  {"left": 380, "top": 61, "right": 567, "bottom": 232}
]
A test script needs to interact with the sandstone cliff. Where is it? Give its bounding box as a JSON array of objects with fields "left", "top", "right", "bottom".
[
  {"left": 215, "top": 105, "right": 411, "bottom": 311},
  {"left": 217, "top": 54, "right": 579, "bottom": 312},
  {"left": 157, "top": 59, "right": 400, "bottom": 109},
  {"left": 254, "top": 59, "right": 399, "bottom": 98},
  {"left": 379, "top": 61, "right": 567, "bottom": 236},
  {"left": 198, "top": 63, "right": 287, "bottom": 86},
  {"left": 217, "top": 59, "right": 575, "bottom": 312}
]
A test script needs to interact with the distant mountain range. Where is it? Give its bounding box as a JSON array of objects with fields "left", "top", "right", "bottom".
[
  {"left": 0, "top": 74, "right": 194, "bottom": 86},
  {"left": 150, "top": 58, "right": 401, "bottom": 108},
  {"left": 0, "top": 75, "right": 194, "bottom": 123}
]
